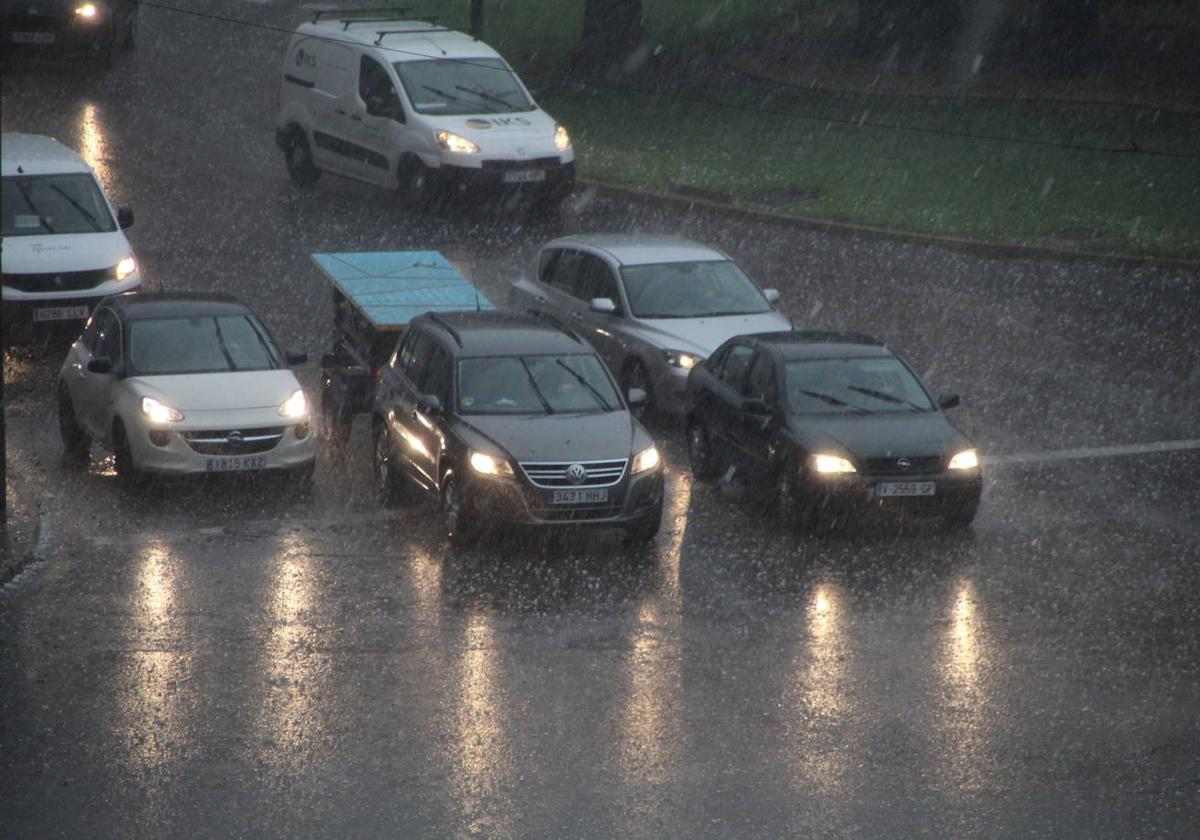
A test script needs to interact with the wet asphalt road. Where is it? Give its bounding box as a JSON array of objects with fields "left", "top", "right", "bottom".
[{"left": 3, "top": 2, "right": 1200, "bottom": 837}]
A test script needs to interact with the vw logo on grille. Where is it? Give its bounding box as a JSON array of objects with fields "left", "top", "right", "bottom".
[
  {"left": 566, "top": 463, "right": 588, "bottom": 485},
  {"left": 897, "top": 457, "right": 912, "bottom": 470},
  {"left": 227, "top": 430, "right": 245, "bottom": 445}
]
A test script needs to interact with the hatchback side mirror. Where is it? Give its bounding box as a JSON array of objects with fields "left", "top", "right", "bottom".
[
  {"left": 590, "top": 297, "right": 617, "bottom": 315},
  {"left": 938, "top": 393, "right": 960, "bottom": 410},
  {"left": 627, "top": 388, "right": 647, "bottom": 406},
  {"left": 285, "top": 350, "right": 307, "bottom": 366},
  {"left": 416, "top": 394, "right": 443, "bottom": 416},
  {"left": 117, "top": 208, "right": 134, "bottom": 229},
  {"left": 763, "top": 288, "right": 780, "bottom": 304},
  {"left": 87, "top": 356, "right": 114, "bottom": 374}
]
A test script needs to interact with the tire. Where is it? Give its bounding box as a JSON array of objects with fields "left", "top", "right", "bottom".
[
  {"left": 396, "top": 155, "right": 438, "bottom": 208},
  {"left": 284, "top": 129, "right": 320, "bottom": 186},
  {"left": 320, "top": 375, "right": 351, "bottom": 444},
  {"left": 372, "top": 420, "right": 408, "bottom": 507},
  {"left": 621, "top": 359, "right": 654, "bottom": 422},
  {"left": 799, "top": 494, "right": 846, "bottom": 537},
  {"left": 624, "top": 502, "right": 663, "bottom": 545},
  {"left": 58, "top": 383, "right": 91, "bottom": 463},
  {"left": 686, "top": 418, "right": 718, "bottom": 480},
  {"left": 774, "top": 458, "right": 803, "bottom": 530},
  {"left": 112, "top": 420, "right": 146, "bottom": 490},
  {"left": 441, "top": 474, "right": 478, "bottom": 547}
]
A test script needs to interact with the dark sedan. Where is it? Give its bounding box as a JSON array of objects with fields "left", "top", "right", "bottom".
[{"left": 684, "top": 331, "right": 982, "bottom": 532}]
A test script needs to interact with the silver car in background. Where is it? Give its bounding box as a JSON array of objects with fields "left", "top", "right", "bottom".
[{"left": 510, "top": 234, "right": 792, "bottom": 419}]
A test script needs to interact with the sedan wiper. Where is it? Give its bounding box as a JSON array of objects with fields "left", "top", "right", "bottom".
[
  {"left": 848, "top": 385, "right": 927, "bottom": 412},
  {"left": 796, "top": 389, "right": 869, "bottom": 414},
  {"left": 50, "top": 184, "right": 103, "bottom": 232},
  {"left": 555, "top": 359, "right": 611, "bottom": 411}
]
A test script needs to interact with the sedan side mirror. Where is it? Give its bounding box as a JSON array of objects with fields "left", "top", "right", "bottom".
[
  {"left": 416, "top": 394, "right": 443, "bottom": 416},
  {"left": 627, "top": 388, "right": 647, "bottom": 406},
  {"left": 938, "top": 393, "right": 961, "bottom": 410},
  {"left": 117, "top": 208, "right": 134, "bottom": 229},
  {"left": 87, "top": 356, "right": 114, "bottom": 374},
  {"left": 763, "top": 288, "right": 780, "bottom": 304},
  {"left": 285, "top": 350, "right": 307, "bottom": 366},
  {"left": 742, "top": 396, "right": 769, "bottom": 415},
  {"left": 590, "top": 297, "right": 617, "bottom": 315}
]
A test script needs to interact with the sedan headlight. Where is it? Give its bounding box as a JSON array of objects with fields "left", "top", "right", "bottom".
[
  {"left": 75, "top": 3, "right": 98, "bottom": 19},
  {"left": 436, "top": 131, "right": 479, "bottom": 154},
  {"left": 554, "top": 124, "right": 571, "bottom": 152},
  {"left": 140, "top": 396, "right": 183, "bottom": 423},
  {"left": 115, "top": 257, "right": 136, "bottom": 282},
  {"left": 948, "top": 448, "right": 979, "bottom": 470},
  {"left": 278, "top": 389, "right": 307, "bottom": 418},
  {"left": 470, "top": 450, "right": 514, "bottom": 478},
  {"left": 663, "top": 350, "right": 700, "bottom": 370},
  {"left": 631, "top": 445, "right": 660, "bottom": 474},
  {"left": 812, "top": 453, "right": 856, "bottom": 474}
]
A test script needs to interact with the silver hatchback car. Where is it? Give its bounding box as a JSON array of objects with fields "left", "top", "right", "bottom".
[{"left": 510, "top": 234, "right": 792, "bottom": 419}]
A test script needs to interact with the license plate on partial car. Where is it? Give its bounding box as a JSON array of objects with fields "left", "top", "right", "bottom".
[
  {"left": 551, "top": 488, "right": 608, "bottom": 504},
  {"left": 206, "top": 455, "right": 267, "bottom": 472},
  {"left": 875, "top": 481, "right": 936, "bottom": 497},
  {"left": 503, "top": 169, "right": 546, "bottom": 184},
  {"left": 11, "top": 32, "right": 56, "bottom": 44},
  {"left": 33, "top": 305, "right": 89, "bottom": 322}
]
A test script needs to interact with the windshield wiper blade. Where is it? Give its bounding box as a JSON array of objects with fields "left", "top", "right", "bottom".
[
  {"left": 210, "top": 318, "right": 239, "bottom": 371},
  {"left": 50, "top": 184, "right": 103, "bottom": 232},
  {"left": 555, "top": 359, "right": 612, "bottom": 411},
  {"left": 796, "top": 389, "right": 869, "bottom": 414},
  {"left": 14, "top": 182, "right": 55, "bottom": 233},
  {"left": 848, "top": 385, "right": 926, "bottom": 412},
  {"left": 519, "top": 358, "right": 554, "bottom": 414},
  {"left": 454, "top": 84, "right": 516, "bottom": 110},
  {"left": 422, "top": 84, "right": 464, "bottom": 103}
]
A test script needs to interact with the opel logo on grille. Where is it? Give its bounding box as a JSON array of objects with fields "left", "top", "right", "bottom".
[
  {"left": 566, "top": 463, "right": 588, "bottom": 485},
  {"left": 228, "top": 430, "right": 244, "bottom": 445},
  {"left": 897, "top": 457, "right": 912, "bottom": 470}
]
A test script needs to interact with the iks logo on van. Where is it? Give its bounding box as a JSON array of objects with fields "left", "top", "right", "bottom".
[{"left": 464, "top": 117, "right": 532, "bottom": 130}]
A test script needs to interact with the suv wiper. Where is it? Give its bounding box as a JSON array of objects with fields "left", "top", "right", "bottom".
[
  {"left": 848, "top": 385, "right": 926, "bottom": 412},
  {"left": 796, "top": 389, "right": 869, "bottom": 414},
  {"left": 555, "top": 359, "right": 612, "bottom": 411},
  {"left": 518, "top": 358, "right": 554, "bottom": 414},
  {"left": 50, "top": 184, "right": 103, "bottom": 232},
  {"left": 455, "top": 84, "right": 516, "bottom": 111}
]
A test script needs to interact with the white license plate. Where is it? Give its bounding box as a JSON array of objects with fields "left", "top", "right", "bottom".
[
  {"left": 551, "top": 488, "right": 608, "bottom": 505},
  {"left": 33, "top": 305, "right": 89, "bottom": 322},
  {"left": 12, "top": 32, "right": 56, "bottom": 44},
  {"left": 206, "top": 455, "right": 267, "bottom": 473},
  {"left": 503, "top": 169, "right": 546, "bottom": 184},
  {"left": 876, "top": 481, "right": 936, "bottom": 498}
]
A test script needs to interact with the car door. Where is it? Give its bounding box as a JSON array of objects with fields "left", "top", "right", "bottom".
[
  {"left": 707, "top": 341, "right": 756, "bottom": 454},
  {"left": 731, "top": 350, "right": 782, "bottom": 482},
  {"left": 352, "top": 54, "right": 406, "bottom": 185},
  {"left": 308, "top": 41, "right": 358, "bottom": 175},
  {"left": 73, "top": 307, "right": 123, "bottom": 440},
  {"left": 410, "top": 342, "right": 452, "bottom": 489},
  {"left": 380, "top": 328, "right": 433, "bottom": 491}
]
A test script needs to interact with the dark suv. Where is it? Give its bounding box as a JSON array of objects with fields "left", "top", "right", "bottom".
[
  {"left": 1, "top": 0, "right": 137, "bottom": 64},
  {"left": 371, "top": 311, "right": 664, "bottom": 545}
]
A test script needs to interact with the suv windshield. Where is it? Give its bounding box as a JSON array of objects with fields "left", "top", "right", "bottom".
[
  {"left": 784, "top": 357, "right": 934, "bottom": 415},
  {"left": 1, "top": 174, "right": 116, "bottom": 236},
  {"left": 128, "top": 315, "right": 283, "bottom": 375},
  {"left": 458, "top": 353, "right": 620, "bottom": 415},
  {"left": 621, "top": 260, "right": 771, "bottom": 319},
  {"left": 393, "top": 58, "right": 534, "bottom": 115}
]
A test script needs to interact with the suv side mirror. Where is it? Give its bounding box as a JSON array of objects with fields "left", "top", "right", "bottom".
[
  {"left": 627, "top": 388, "right": 647, "bottom": 406},
  {"left": 763, "top": 288, "right": 780, "bottom": 304},
  {"left": 117, "top": 208, "right": 134, "bottom": 229},
  {"left": 285, "top": 350, "right": 307, "bottom": 366},
  {"left": 742, "top": 396, "right": 769, "bottom": 415},
  {"left": 416, "top": 394, "right": 442, "bottom": 416},
  {"left": 590, "top": 297, "right": 617, "bottom": 315},
  {"left": 87, "top": 356, "right": 113, "bottom": 374},
  {"left": 937, "top": 393, "right": 960, "bottom": 410}
]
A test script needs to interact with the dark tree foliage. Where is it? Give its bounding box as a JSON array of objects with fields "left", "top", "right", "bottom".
[{"left": 573, "top": 0, "right": 646, "bottom": 76}]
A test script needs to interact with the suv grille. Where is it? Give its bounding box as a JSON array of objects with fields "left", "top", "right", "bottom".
[
  {"left": 182, "top": 427, "right": 284, "bottom": 455},
  {"left": 2, "top": 268, "right": 114, "bottom": 293},
  {"left": 861, "top": 456, "right": 945, "bottom": 476},
  {"left": 519, "top": 458, "right": 627, "bottom": 489}
]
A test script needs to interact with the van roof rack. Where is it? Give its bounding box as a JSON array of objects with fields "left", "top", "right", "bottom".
[
  {"left": 311, "top": 7, "right": 415, "bottom": 29},
  {"left": 374, "top": 24, "right": 448, "bottom": 44}
]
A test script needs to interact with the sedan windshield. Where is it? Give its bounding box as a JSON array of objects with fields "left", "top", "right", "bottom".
[
  {"left": 1, "top": 174, "right": 116, "bottom": 236},
  {"left": 394, "top": 58, "right": 534, "bottom": 115},
  {"left": 128, "top": 316, "right": 283, "bottom": 375},
  {"left": 458, "top": 353, "right": 620, "bottom": 415},
  {"left": 784, "top": 357, "right": 935, "bottom": 415},
  {"left": 621, "top": 260, "right": 772, "bottom": 318}
]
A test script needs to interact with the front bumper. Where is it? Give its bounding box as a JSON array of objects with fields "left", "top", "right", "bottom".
[
  {"left": 463, "top": 465, "right": 663, "bottom": 528},
  {"left": 1, "top": 14, "right": 115, "bottom": 55},
  {"left": 125, "top": 418, "right": 317, "bottom": 477},
  {"left": 437, "top": 159, "right": 575, "bottom": 200},
  {"left": 803, "top": 470, "right": 983, "bottom": 519}
]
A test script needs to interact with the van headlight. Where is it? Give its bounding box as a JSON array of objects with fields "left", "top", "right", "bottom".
[
  {"left": 436, "top": 131, "right": 479, "bottom": 154},
  {"left": 948, "top": 449, "right": 979, "bottom": 470},
  {"left": 469, "top": 450, "right": 514, "bottom": 477},
  {"left": 554, "top": 124, "right": 571, "bottom": 152},
  {"left": 115, "top": 257, "right": 136, "bottom": 281},
  {"left": 141, "top": 396, "right": 183, "bottom": 423},
  {"left": 631, "top": 445, "right": 660, "bottom": 474},
  {"left": 278, "top": 389, "right": 308, "bottom": 418},
  {"left": 811, "top": 453, "right": 856, "bottom": 474}
]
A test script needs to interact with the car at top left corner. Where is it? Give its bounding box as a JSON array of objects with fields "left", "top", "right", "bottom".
[{"left": 0, "top": 0, "right": 137, "bottom": 65}]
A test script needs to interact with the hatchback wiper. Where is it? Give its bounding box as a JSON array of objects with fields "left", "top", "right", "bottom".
[
  {"left": 555, "top": 359, "right": 612, "bottom": 411},
  {"left": 848, "top": 385, "right": 927, "bottom": 412},
  {"left": 795, "top": 389, "right": 869, "bottom": 414},
  {"left": 210, "top": 318, "right": 239, "bottom": 371},
  {"left": 50, "top": 184, "right": 103, "bottom": 232}
]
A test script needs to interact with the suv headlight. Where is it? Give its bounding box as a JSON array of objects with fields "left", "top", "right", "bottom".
[
  {"left": 811, "top": 453, "right": 856, "bottom": 474},
  {"left": 278, "top": 389, "right": 307, "bottom": 418},
  {"left": 631, "top": 445, "right": 660, "bottom": 474},
  {"left": 115, "top": 257, "right": 136, "bottom": 282},
  {"left": 554, "top": 124, "right": 571, "bottom": 151},
  {"left": 663, "top": 350, "right": 700, "bottom": 370},
  {"left": 141, "top": 396, "right": 183, "bottom": 423},
  {"left": 436, "top": 131, "right": 479, "bottom": 154},
  {"left": 470, "top": 450, "right": 514, "bottom": 478},
  {"left": 948, "top": 448, "right": 979, "bottom": 470}
]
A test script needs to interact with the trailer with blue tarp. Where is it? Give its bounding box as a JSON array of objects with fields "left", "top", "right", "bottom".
[{"left": 311, "top": 250, "right": 494, "bottom": 440}]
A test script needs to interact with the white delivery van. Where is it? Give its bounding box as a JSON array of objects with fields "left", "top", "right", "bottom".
[
  {"left": 275, "top": 13, "right": 574, "bottom": 206},
  {"left": 1, "top": 132, "right": 142, "bottom": 341}
]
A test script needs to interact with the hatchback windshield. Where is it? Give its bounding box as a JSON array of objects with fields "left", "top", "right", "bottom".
[
  {"left": 394, "top": 58, "right": 534, "bottom": 115},
  {"left": 458, "top": 353, "right": 620, "bottom": 414},
  {"left": 784, "top": 357, "right": 934, "bottom": 415},
  {"left": 1, "top": 174, "right": 116, "bottom": 237},
  {"left": 621, "top": 260, "right": 771, "bottom": 319},
  {"left": 128, "top": 316, "right": 282, "bottom": 375}
]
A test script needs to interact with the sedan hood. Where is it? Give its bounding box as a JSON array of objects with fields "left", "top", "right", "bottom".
[
  {"left": 0, "top": 231, "right": 132, "bottom": 275},
  {"left": 128, "top": 370, "right": 301, "bottom": 412},
  {"left": 458, "top": 411, "right": 636, "bottom": 462},
  {"left": 793, "top": 411, "right": 973, "bottom": 461},
  {"left": 637, "top": 310, "right": 792, "bottom": 358}
]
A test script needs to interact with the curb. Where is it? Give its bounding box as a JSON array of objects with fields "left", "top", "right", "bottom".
[
  {"left": 578, "top": 178, "right": 1200, "bottom": 271},
  {"left": 0, "top": 502, "right": 46, "bottom": 588}
]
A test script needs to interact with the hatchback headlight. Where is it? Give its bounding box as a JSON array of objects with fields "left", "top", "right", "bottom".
[
  {"left": 554, "top": 124, "right": 571, "bottom": 152},
  {"left": 812, "top": 453, "right": 856, "bottom": 474},
  {"left": 141, "top": 396, "right": 183, "bottom": 423},
  {"left": 948, "top": 448, "right": 979, "bottom": 470},
  {"left": 663, "top": 350, "right": 700, "bottom": 370},
  {"left": 470, "top": 450, "right": 514, "bottom": 477},
  {"left": 631, "top": 445, "right": 660, "bottom": 474},
  {"left": 436, "top": 131, "right": 479, "bottom": 154},
  {"left": 115, "top": 257, "right": 136, "bottom": 281},
  {"left": 278, "top": 389, "right": 307, "bottom": 418}
]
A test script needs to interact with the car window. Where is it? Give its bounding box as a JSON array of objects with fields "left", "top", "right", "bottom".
[
  {"left": 393, "top": 57, "right": 533, "bottom": 116},
  {"left": 2, "top": 174, "right": 117, "bottom": 237},
  {"left": 421, "top": 345, "right": 452, "bottom": 405},
  {"left": 538, "top": 249, "right": 562, "bottom": 286},
  {"left": 81, "top": 307, "right": 109, "bottom": 353},
  {"left": 784, "top": 357, "right": 935, "bottom": 415},
  {"left": 620, "top": 260, "right": 771, "bottom": 319},
  {"left": 400, "top": 330, "right": 435, "bottom": 385},
  {"left": 458, "top": 353, "right": 620, "bottom": 415},
  {"left": 580, "top": 255, "right": 622, "bottom": 313},
  {"left": 717, "top": 344, "right": 755, "bottom": 389},
  {"left": 127, "top": 316, "right": 282, "bottom": 375},
  {"left": 359, "top": 55, "right": 402, "bottom": 118},
  {"left": 92, "top": 309, "right": 122, "bottom": 362},
  {"left": 743, "top": 352, "right": 778, "bottom": 404},
  {"left": 545, "top": 249, "right": 588, "bottom": 300}
]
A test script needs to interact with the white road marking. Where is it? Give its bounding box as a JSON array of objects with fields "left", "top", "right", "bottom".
[{"left": 983, "top": 438, "right": 1200, "bottom": 466}]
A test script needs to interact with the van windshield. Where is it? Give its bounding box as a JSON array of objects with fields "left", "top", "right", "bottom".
[
  {"left": 394, "top": 58, "right": 534, "bottom": 115},
  {"left": 1, "top": 174, "right": 117, "bottom": 237}
]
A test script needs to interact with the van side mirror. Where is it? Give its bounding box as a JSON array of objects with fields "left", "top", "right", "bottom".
[
  {"left": 117, "top": 208, "right": 134, "bottom": 229},
  {"left": 627, "top": 388, "right": 647, "bottom": 406},
  {"left": 87, "top": 356, "right": 113, "bottom": 374},
  {"left": 285, "top": 350, "right": 307, "bottom": 366},
  {"left": 763, "top": 288, "right": 780, "bottom": 304},
  {"left": 416, "top": 394, "right": 442, "bottom": 416},
  {"left": 590, "top": 297, "right": 617, "bottom": 315},
  {"left": 938, "top": 393, "right": 960, "bottom": 410}
]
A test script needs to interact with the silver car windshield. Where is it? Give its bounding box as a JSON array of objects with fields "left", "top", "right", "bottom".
[
  {"left": 458, "top": 353, "right": 620, "bottom": 415},
  {"left": 128, "top": 316, "right": 282, "bottom": 375},
  {"left": 784, "top": 357, "right": 935, "bottom": 415},
  {"left": 394, "top": 58, "right": 534, "bottom": 115},
  {"left": 1, "top": 174, "right": 116, "bottom": 236},
  {"left": 621, "top": 260, "right": 772, "bottom": 318}
]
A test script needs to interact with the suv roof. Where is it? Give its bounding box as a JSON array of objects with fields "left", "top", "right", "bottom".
[
  {"left": 414, "top": 310, "right": 586, "bottom": 357},
  {"left": 1, "top": 133, "right": 91, "bottom": 178},
  {"left": 101, "top": 291, "right": 251, "bottom": 322},
  {"left": 544, "top": 234, "right": 730, "bottom": 267},
  {"left": 747, "top": 330, "right": 890, "bottom": 360},
  {"left": 295, "top": 18, "right": 503, "bottom": 63}
]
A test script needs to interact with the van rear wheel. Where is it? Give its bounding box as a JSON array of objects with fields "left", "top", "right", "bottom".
[{"left": 285, "top": 130, "right": 320, "bottom": 186}]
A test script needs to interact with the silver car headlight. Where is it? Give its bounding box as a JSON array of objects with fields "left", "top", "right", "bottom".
[
  {"left": 278, "top": 389, "right": 307, "bottom": 418},
  {"left": 663, "top": 350, "right": 701, "bottom": 370},
  {"left": 631, "top": 445, "right": 661, "bottom": 474},
  {"left": 141, "top": 396, "right": 183, "bottom": 423}
]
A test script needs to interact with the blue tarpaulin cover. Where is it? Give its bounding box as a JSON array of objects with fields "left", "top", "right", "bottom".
[{"left": 311, "top": 250, "right": 494, "bottom": 330}]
